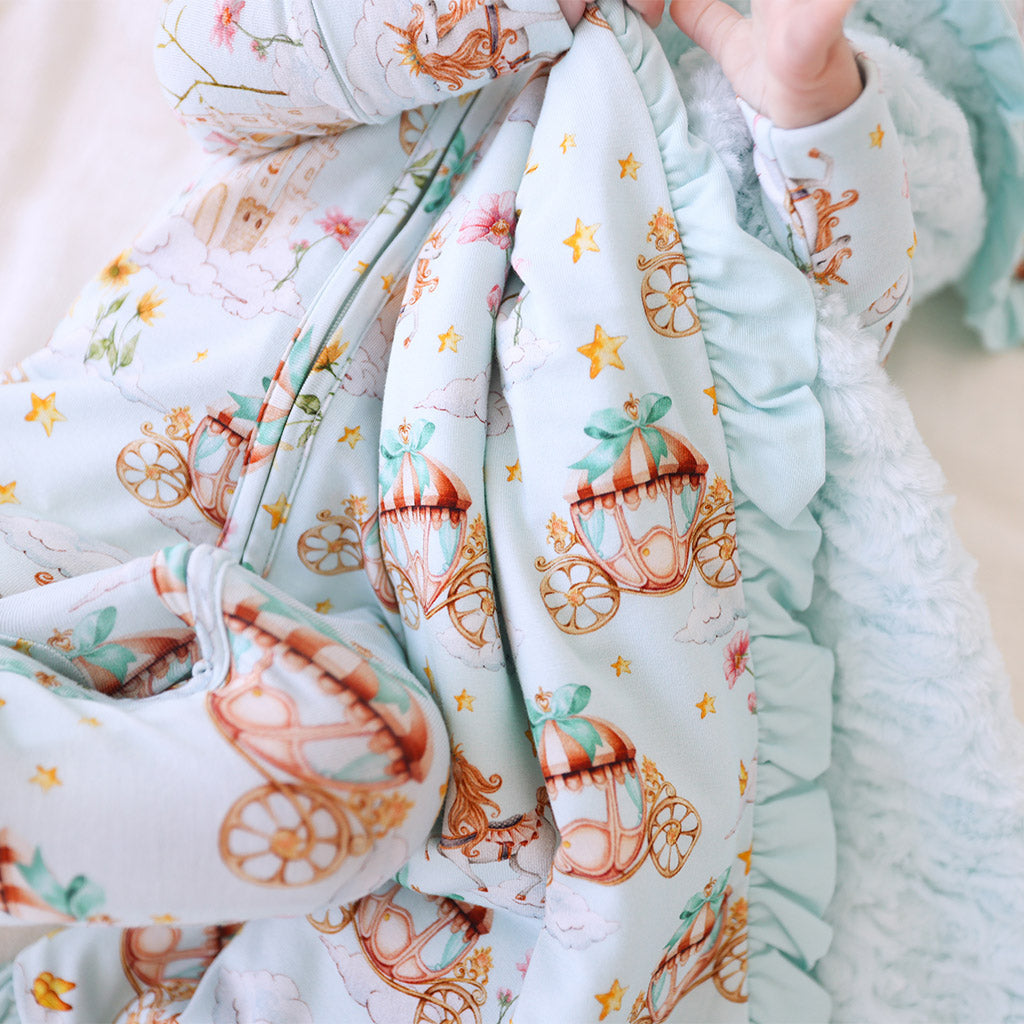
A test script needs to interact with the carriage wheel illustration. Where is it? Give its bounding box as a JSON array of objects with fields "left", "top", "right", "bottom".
[
  {"left": 297, "top": 512, "right": 363, "bottom": 576},
  {"left": 116, "top": 429, "right": 190, "bottom": 509},
  {"left": 399, "top": 107, "right": 430, "bottom": 155},
  {"left": 648, "top": 796, "right": 701, "bottom": 878},
  {"left": 692, "top": 511, "right": 739, "bottom": 588},
  {"left": 446, "top": 562, "right": 497, "bottom": 649},
  {"left": 220, "top": 782, "right": 350, "bottom": 887},
  {"left": 387, "top": 564, "right": 421, "bottom": 630},
  {"left": 713, "top": 906, "right": 748, "bottom": 1003},
  {"left": 306, "top": 903, "right": 357, "bottom": 935},
  {"left": 414, "top": 982, "right": 481, "bottom": 1024},
  {"left": 538, "top": 557, "right": 621, "bottom": 635},
  {"left": 639, "top": 255, "right": 702, "bottom": 339}
]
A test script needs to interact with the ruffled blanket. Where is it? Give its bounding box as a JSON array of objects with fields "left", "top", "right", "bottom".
[{"left": 1, "top": 2, "right": 1022, "bottom": 1022}]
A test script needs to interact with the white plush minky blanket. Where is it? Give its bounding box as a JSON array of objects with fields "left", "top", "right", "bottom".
[{"left": 1, "top": 0, "right": 1022, "bottom": 967}]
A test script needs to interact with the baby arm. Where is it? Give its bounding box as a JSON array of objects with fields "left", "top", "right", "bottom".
[{"left": 673, "top": 0, "right": 915, "bottom": 357}]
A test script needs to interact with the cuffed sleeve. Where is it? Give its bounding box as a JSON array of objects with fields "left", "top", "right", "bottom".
[{"left": 740, "top": 58, "right": 916, "bottom": 361}]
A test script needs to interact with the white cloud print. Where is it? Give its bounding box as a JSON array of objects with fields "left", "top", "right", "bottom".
[{"left": 676, "top": 581, "right": 746, "bottom": 645}]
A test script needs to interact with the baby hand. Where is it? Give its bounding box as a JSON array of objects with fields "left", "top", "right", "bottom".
[{"left": 670, "top": 0, "right": 862, "bottom": 127}]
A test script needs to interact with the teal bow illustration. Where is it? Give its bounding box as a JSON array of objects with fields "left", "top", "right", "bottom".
[
  {"left": 17, "top": 847, "right": 105, "bottom": 920},
  {"left": 380, "top": 419, "right": 436, "bottom": 498},
  {"left": 569, "top": 393, "right": 673, "bottom": 484},
  {"left": 663, "top": 869, "right": 731, "bottom": 952},
  {"left": 527, "top": 683, "right": 604, "bottom": 764}
]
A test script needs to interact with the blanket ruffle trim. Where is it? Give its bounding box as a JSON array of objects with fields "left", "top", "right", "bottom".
[{"left": 605, "top": 6, "right": 838, "bottom": 1021}]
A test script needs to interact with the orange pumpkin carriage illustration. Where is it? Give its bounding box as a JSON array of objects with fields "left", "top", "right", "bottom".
[
  {"left": 207, "top": 592, "right": 432, "bottom": 887},
  {"left": 530, "top": 684, "right": 701, "bottom": 885},
  {"left": 116, "top": 406, "right": 249, "bottom": 527},
  {"left": 377, "top": 419, "right": 498, "bottom": 650},
  {"left": 536, "top": 393, "right": 739, "bottom": 635},
  {"left": 297, "top": 503, "right": 400, "bottom": 613},
  {"left": 309, "top": 882, "right": 494, "bottom": 1024},
  {"left": 630, "top": 874, "right": 748, "bottom": 1022},
  {"left": 115, "top": 924, "right": 238, "bottom": 1022}
]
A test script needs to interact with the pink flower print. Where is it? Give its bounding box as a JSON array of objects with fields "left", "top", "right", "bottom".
[
  {"left": 748, "top": 691, "right": 757, "bottom": 714},
  {"left": 211, "top": 0, "right": 245, "bottom": 51},
  {"left": 250, "top": 37, "right": 267, "bottom": 60},
  {"left": 724, "top": 630, "right": 751, "bottom": 689},
  {"left": 458, "top": 191, "right": 517, "bottom": 250},
  {"left": 316, "top": 209, "right": 367, "bottom": 250},
  {"left": 487, "top": 283, "right": 503, "bottom": 315}
]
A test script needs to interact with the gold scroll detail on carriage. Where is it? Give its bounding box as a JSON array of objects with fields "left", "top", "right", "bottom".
[
  {"left": 536, "top": 393, "right": 739, "bottom": 635},
  {"left": 638, "top": 208, "right": 701, "bottom": 339},
  {"left": 207, "top": 594, "right": 431, "bottom": 888},
  {"left": 297, "top": 497, "right": 399, "bottom": 613},
  {"left": 532, "top": 684, "right": 702, "bottom": 886},
  {"left": 116, "top": 406, "right": 247, "bottom": 527},
  {"left": 630, "top": 877, "right": 748, "bottom": 1021},
  {"left": 310, "top": 883, "right": 494, "bottom": 1024},
  {"left": 378, "top": 419, "right": 498, "bottom": 650}
]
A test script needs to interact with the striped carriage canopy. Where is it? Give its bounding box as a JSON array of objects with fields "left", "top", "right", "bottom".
[
  {"left": 567, "top": 424, "right": 708, "bottom": 505},
  {"left": 538, "top": 713, "right": 637, "bottom": 782},
  {"left": 380, "top": 451, "right": 472, "bottom": 515}
]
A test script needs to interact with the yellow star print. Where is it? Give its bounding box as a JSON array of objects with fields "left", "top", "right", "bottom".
[
  {"left": 578, "top": 324, "right": 626, "bottom": 378},
  {"left": 506, "top": 461, "right": 522, "bottom": 482},
  {"left": 560, "top": 133, "right": 577, "bottom": 154},
  {"left": 0, "top": 481, "right": 17, "bottom": 505},
  {"left": 381, "top": 273, "right": 395, "bottom": 293},
  {"left": 610, "top": 656, "right": 631, "bottom": 677},
  {"left": 79, "top": 717, "right": 101, "bottom": 728},
  {"left": 315, "top": 600, "right": 333, "bottom": 614},
  {"left": 454, "top": 689, "right": 475, "bottom": 712},
  {"left": 30, "top": 765, "right": 61, "bottom": 791},
  {"left": 703, "top": 386, "right": 719, "bottom": 415},
  {"left": 339, "top": 426, "right": 363, "bottom": 449},
  {"left": 13, "top": 638, "right": 32, "bottom": 655},
  {"left": 739, "top": 759, "right": 749, "bottom": 795},
  {"left": 695, "top": 692, "right": 716, "bottom": 719},
  {"left": 438, "top": 325, "right": 462, "bottom": 353},
  {"left": 262, "top": 493, "right": 290, "bottom": 530},
  {"left": 595, "top": 979, "right": 627, "bottom": 1021},
  {"left": 193, "top": 350, "right": 208, "bottom": 363},
  {"left": 870, "top": 123, "right": 885, "bottom": 148},
  {"left": 563, "top": 219, "right": 601, "bottom": 263},
  {"left": 907, "top": 230, "right": 918, "bottom": 260},
  {"left": 25, "top": 392, "right": 67, "bottom": 437},
  {"left": 152, "top": 913, "right": 179, "bottom": 924},
  {"left": 618, "top": 152, "right": 641, "bottom": 180},
  {"left": 32, "top": 972, "right": 76, "bottom": 1012}
]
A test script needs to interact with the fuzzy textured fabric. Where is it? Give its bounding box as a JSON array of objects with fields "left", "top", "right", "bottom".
[
  {"left": 677, "top": 34, "right": 1024, "bottom": 1023},
  {"left": 807, "top": 299, "right": 1024, "bottom": 1022}
]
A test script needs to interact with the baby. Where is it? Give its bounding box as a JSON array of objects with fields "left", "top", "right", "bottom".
[{"left": 0, "top": 1, "right": 1020, "bottom": 1022}]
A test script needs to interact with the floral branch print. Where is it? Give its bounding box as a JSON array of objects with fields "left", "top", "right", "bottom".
[
  {"left": 496, "top": 987, "right": 518, "bottom": 1023},
  {"left": 210, "top": 0, "right": 301, "bottom": 58},
  {"left": 724, "top": 630, "right": 753, "bottom": 689},
  {"left": 458, "top": 191, "right": 517, "bottom": 250},
  {"left": 157, "top": 5, "right": 289, "bottom": 110},
  {"left": 273, "top": 209, "right": 368, "bottom": 291},
  {"left": 85, "top": 287, "right": 165, "bottom": 375}
]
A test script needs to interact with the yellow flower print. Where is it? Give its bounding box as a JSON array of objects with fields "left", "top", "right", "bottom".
[
  {"left": 97, "top": 250, "right": 140, "bottom": 289},
  {"left": 135, "top": 287, "right": 165, "bottom": 326}
]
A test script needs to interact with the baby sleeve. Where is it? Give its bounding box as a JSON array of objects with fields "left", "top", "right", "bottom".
[
  {"left": 740, "top": 60, "right": 917, "bottom": 362},
  {"left": 155, "top": 0, "right": 573, "bottom": 154}
]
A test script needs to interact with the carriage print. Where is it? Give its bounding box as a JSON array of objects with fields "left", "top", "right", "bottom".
[
  {"left": 310, "top": 882, "right": 495, "bottom": 1024},
  {"left": 116, "top": 405, "right": 250, "bottom": 528},
  {"left": 629, "top": 873, "right": 748, "bottom": 1021},
  {"left": 297, "top": 498, "right": 400, "bottom": 614},
  {"left": 530, "top": 683, "right": 701, "bottom": 885},
  {"left": 638, "top": 208, "right": 702, "bottom": 339},
  {"left": 536, "top": 393, "right": 739, "bottom": 634},
  {"left": 199, "top": 575, "right": 434, "bottom": 888},
  {"left": 115, "top": 924, "right": 239, "bottom": 1023},
  {"left": 378, "top": 419, "right": 498, "bottom": 651}
]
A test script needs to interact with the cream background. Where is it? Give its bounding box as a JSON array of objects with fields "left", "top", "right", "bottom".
[{"left": 0, "top": 0, "right": 1021, "bottom": 969}]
